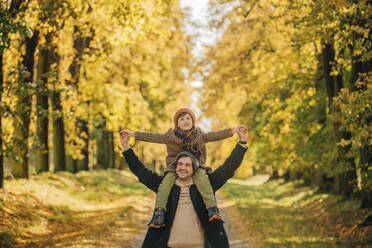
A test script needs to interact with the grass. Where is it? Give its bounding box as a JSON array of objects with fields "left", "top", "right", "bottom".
[
  {"left": 0, "top": 169, "right": 155, "bottom": 248},
  {"left": 221, "top": 176, "right": 372, "bottom": 248}
]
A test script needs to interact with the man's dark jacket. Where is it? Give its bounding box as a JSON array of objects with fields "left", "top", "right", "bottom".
[{"left": 122, "top": 143, "right": 247, "bottom": 248}]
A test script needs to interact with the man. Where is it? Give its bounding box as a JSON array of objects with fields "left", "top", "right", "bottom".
[{"left": 120, "top": 126, "right": 248, "bottom": 248}]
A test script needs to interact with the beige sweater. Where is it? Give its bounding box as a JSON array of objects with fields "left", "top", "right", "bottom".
[
  {"left": 167, "top": 179, "right": 205, "bottom": 248},
  {"left": 134, "top": 127, "right": 233, "bottom": 172}
]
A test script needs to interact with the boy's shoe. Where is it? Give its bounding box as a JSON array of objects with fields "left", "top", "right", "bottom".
[
  {"left": 148, "top": 208, "right": 166, "bottom": 228},
  {"left": 208, "top": 207, "right": 222, "bottom": 222}
]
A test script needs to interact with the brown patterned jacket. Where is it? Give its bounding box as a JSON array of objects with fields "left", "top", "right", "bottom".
[{"left": 134, "top": 127, "right": 233, "bottom": 173}]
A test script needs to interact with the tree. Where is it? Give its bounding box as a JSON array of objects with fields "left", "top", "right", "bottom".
[
  {"left": 34, "top": 33, "right": 51, "bottom": 173},
  {"left": 2, "top": 0, "right": 193, "bottom": 180},
  {"left": 11, "top": 31, "right": 38, "bottom": 178},
  {"left": 1, "top": 0, "right": 28, "bottom": 183},
  {"left": 199, "top": 0, "right": 371, "bottom": 201}
]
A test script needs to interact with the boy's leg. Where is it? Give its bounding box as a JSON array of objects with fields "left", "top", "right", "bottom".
[
  {"left": 149, "top": 172, "right": 177, "bottom": 228},
  {"left": 193, "top": 168, "right": 217, "bottom": 209},
  {"left": 155, "top": 172, "right": 177, "bottom": 211},
  {"left": 193, "top": 168, "right": 221, "bottom": 221}
]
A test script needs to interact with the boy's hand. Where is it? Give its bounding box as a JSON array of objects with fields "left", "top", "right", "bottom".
[
  {"left": 119, "top": 130, "right": 130, "bottom": 151},
  {"left": 233, "top": 125, "right": 245, "bottom": 134},
  {"left": 237, "top": 126, "right": 248, "bottom": 142}
]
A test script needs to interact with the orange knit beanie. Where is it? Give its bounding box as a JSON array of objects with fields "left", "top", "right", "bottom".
[{"left": 173, "top": 108, "right": 196, "bottom": 129}]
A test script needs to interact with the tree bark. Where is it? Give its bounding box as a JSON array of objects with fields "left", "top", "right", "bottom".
[
  {"left": 66, "top": 155, "right": 77, "bottom": 173},
  {"left": 76, "top": 119, "right": 89, "bottom": 171},
  {"left": 96, "top": 127, "right": 106, "bottom": 169},
  {"left": 108, "top": 131, "right": 115, "bottom": 168},
  {"left": 35, "top": 36, "right": 50, "bottom": 173},
  {"left": 52, "top": 72, "right": 66, "bottom": 172},
  {"left": 103, "top": 130, "right": 110, "bottom": 169},
  {"left": 269, "top": 167, "right": 279, "bottom": 180},
  {"left": 351, "top": 50, "right": 372, "bottom": 207},
  {"left": 360, "top": 143, "right": 372, "bottom": 208},
  {"left": 11, "top": 31, "right": 38, "bottom": 178},
  {"left": 0, "top": 48, "right": 4, "bottom": 188},
  {"left": 97, "top": 128, "right": 115, "bottom": 169},
  {"left": 311, "top": 53, "right": 328, "bottom": 189},
  {"left": 322, "top": 41, "right": 356, "bottom": 197},
  {"left": 322, "top": 43, "right": 343, "bottom": 107}
]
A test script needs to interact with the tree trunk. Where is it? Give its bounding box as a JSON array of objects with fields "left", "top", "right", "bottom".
[
  {"left": 360, "top": 58, "right": 372, "bottom": 207},
  {"left": 108, "top": 131, "right": 115, "bottom": 168},
  {"left": 0, "top": 48, "right": 4, "bottom": 188},
  {"left": 338, "top": 131, "right": 357, "bottom": 197},
  {"left": 96, "top": 121, "right": 115, "bottom": 169},
  {"left": 360, "top": 143, "right": 372, "bottom": 208},
  {"left": 322, "top": 42, "right": 344, "bottom": 107},
  {"left": 351, "top": 48, "right": 372, "bottom": 207},
  {"left": 35, "top": 37, "right": 50, "bottom": 173},
  {"left": 11, "top": 31, "right": 38, "bottom": 178},
  {"left": 76, "top": 119, "right": 89, "bottom": 171},
  {"left": 96, "top": 127, "right": 106, "bottom": 169},
  {"left": 52, "top": 80, "right": 66, "bottom": 172},
  {"left": 269, "top": 167, "right": 279, "bottom": 180},
  {"left": 103, "top": 130, "right": 110, "bottom": 169},
  {"left": 311, "top": 54, "right": 328, "bottom": 188},
  {"left": 322, "top": 41, "right": 356, "bottom": 196},
  {"left": 47, "top": 36, "right": 66, "bottom": 173},
  {"left": 66, "top": 155, "right": 77, "bottom": 173}
]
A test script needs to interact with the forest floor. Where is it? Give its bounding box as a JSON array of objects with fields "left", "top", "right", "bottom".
[
  {"left": 221, "top": 175, "right": 372, "bottom": 248},
  {"left": 0, "top": 171, "right": 371, "bottom": 248},
  {"left": 0, "top": 170, "right": 154, "bottom": 247}
]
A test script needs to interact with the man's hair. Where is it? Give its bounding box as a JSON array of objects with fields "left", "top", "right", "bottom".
[{"left": 176, "top": 154, "right": 192, "bottom": 162}]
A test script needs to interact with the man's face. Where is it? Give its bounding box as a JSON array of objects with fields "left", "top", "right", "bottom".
[
  {"left": 177, "top": 113, "right": 193, "bottom": 131},
  {"left": 176, "top": 156, "right": 193, "bottom": 180}
]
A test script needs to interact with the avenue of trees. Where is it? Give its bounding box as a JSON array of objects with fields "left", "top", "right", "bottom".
[
  {"left": 1, "top": 0, "right": 192, "bottom": 187},
  {"left": 200, "top": 0, "right": 371, "bottom": 207},
  {"left": 1, "top": 0, "right": 371, "bottom": 210}
]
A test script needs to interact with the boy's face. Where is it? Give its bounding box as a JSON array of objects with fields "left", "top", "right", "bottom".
[
  {"left": 176, "top": 156, "right": 193, "bottom": 180},
  {"left": 177, "top": 113, "right": 193, "bottom": 130}
]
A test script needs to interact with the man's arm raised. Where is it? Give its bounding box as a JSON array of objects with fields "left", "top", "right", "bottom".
[
  {"left": 209, "top": 126, "right": 248, "bottom": 191},
  {"left": 120, "top": 131, "right": 163, "bottom": 192}
]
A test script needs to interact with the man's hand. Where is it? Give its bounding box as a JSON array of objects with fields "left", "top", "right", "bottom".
[
  {"left": 237, "top": 125, "right": 248, "bottom": 143},
  {"left": 121, "top": 130, "right": 134, "bottom": 137},
  {"left": 119, "top": 130, "right": 130, "bottom": 151}
]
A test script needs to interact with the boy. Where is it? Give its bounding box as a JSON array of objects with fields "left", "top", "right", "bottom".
[{"left": 122, "top": 108, "right": 242, "bottom": 228}]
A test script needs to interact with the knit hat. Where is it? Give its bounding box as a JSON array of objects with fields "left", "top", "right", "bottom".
[
  {"left": 173, "top": 108, "right": 196, "bottom": 130},
  {"left": 174, "top": 151, "right": 199, "bottom": 174}
]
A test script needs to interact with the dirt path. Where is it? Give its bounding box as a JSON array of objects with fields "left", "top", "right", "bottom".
[
  {"left": 0, "top": 191, "right": 155, "bottom": 248},
  {"left": 217, "top": 193, "right": 263, "bottom": 248},
  {"left": 130, "top": 214, "right": 149, "bottom": 248}
]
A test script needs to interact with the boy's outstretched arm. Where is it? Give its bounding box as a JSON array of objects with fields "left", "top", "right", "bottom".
[
  {"left": 202, "top": 125, "right": 244, "bottom": 143},
  {"left": 121, "top": 129, "right": 168, "bottom": 144}
]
